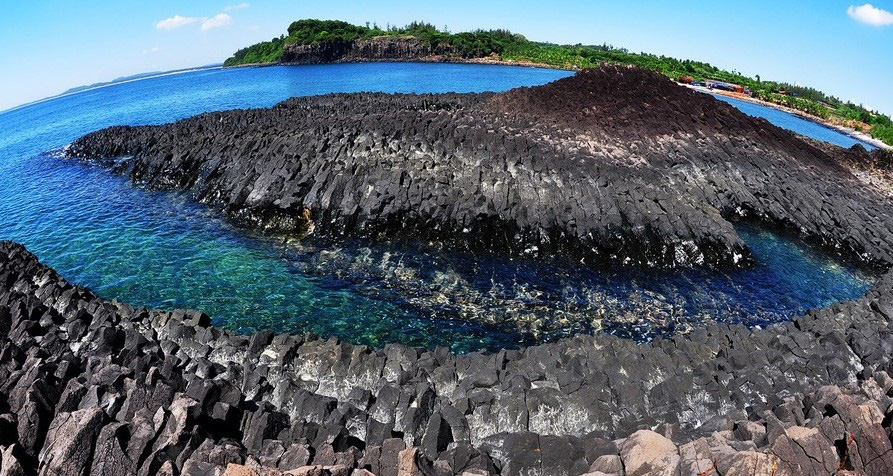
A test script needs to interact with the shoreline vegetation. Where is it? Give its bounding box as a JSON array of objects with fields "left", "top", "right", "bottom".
[{"left": 224, "top": 19, "right": 893, "bottom": 148}]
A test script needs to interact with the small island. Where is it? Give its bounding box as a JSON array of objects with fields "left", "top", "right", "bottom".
[{"left": 68, "top": 66, "right": 893, "bottom": 271}]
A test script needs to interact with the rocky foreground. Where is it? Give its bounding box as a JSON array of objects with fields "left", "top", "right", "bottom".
[
  {"left": 67, "top": 66, "right": 893, "bottom": 268},
  {"left": 2, "top": 239, "right": 893, "bottom": 476}
]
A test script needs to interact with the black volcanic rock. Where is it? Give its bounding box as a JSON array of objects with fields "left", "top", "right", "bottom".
[
  {"left": 24, "top": 65, "right": 893, "bottom": 474},
  {"left": 1, "top": 234, "right": 893, "bottom": 474},
  {"left": 67, "top": 66, "right": 893, "bottom": 269}
]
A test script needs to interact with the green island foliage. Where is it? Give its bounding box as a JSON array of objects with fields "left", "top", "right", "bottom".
[{"left": 224, "top": 19, "right": 892, "bottom": 147}]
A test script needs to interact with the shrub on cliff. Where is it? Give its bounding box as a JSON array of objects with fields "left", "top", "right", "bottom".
[
  {"left": 225, "top": 19, "right": 528, "bottom": 66},
  {"left": 224, "top": 36, "right": 287, "bottom": 66},
  {"left": 872, "top": 123, "right": 893, "bottom": 145}
]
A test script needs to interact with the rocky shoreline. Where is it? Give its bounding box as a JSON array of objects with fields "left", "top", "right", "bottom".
[
  {"left": 678, "top": 85, "right": 893, "bottom": 152},
  {"left": 230, "top": 33, "right": 891, "bottom": 153},
  {"left": 6, "top": 65, "right": 893, "bottom": 475},
  {"left": 280, "top": 37, "right": 454, "bottom": 65},
  {"left": 272, "top": 37, "right": 571, "bottom": 72},
  {"left": 2, "top": 238, "right": 893, "bottom": 475}
]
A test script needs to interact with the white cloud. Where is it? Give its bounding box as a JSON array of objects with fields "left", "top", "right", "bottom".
[
  {"left": 201, "top": 13, "right": 233, "bottom": 31},
  {"left": 225, "top": 3, "right": 250, "bottom": 11},
  {"left": 155, "top": 14, "right": 199, "bottom": 30},
  {"left": 156, "top": 11, "right": 234, "bottom": 32},
  {"left": 143, "top": 46, "right": 161, "bottom": 54},
  {"left": 847, "top": 3, "right": 893, "bottom": 26}
]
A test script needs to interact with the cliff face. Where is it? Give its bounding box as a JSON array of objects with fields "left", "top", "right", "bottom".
[
  {"left": 67, "top": 66, "right": 893, "bottom": 269},
  {"left": 281, "top": 36, "right": 457, "bottom": 64}
]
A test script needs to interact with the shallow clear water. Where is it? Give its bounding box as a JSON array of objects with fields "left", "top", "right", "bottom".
[
  {"left": 0, "top": 63, "right": 878, "bottom": 352},
  {"left": 711, "top": 93, "right": 876, "bottom": 150}
]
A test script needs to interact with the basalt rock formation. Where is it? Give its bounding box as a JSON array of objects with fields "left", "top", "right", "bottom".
[
  {"left": 281, "top": 37, "right": 458, "bottom": 64},
  {"left": 2, "top": 239, "right": 893, "bottom": 475},
  {"left": 67, "top": 66, "right": 893, "bottom": 269},
  {"left": 38, "top": 65, "right": 893, "bottom": 474}
]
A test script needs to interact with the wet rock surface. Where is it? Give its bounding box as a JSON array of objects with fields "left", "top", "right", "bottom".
[
  {"left": 66, "top": 66, "right": 893, "bottom": 268},
  {"left": 2, "top": 241, "right": 893, "bottom": 474}
]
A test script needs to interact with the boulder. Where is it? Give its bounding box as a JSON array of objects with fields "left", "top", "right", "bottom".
[
  {"left": 0, "top": 445, "right": 27, "bottom": 476},
  {"left": 38, "top": 407, "right": 106, "bottom": 476},
  {"left": 397, "top": 448, "right": 420, "bottom": 476},
  {"left": 618, "top": 430, "right": 679, "bottom": 476}
]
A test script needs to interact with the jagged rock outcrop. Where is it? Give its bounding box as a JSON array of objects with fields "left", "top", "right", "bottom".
[
  {"left": 281, "top": 37, "right": 458, "bottom": 64},
  {"left": 1, "top": 234, "right": 893, "bottom": 475},
  {"left": 67, "top": 66, "right": 893, "bottom": 268}
]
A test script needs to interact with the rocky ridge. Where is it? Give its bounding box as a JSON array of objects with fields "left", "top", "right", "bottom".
[{"left": 67, "top": 66, "right": 893, "bottom": 269}]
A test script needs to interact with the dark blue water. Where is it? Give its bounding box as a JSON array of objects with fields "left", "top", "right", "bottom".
[
  {"left": 0, "top": 63, "right": 877, "bottom": 352},
  {"left": 711, "top": 94, "right": 876, "bottom": 150}
]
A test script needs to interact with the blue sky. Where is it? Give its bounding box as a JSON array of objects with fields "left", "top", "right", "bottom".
[{"left": 1, "top": 1, "right": 891, "bottom": 114}]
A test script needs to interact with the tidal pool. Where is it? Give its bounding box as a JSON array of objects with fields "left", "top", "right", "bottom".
[{"left": 0, "top": 63, "right": 878, "bottom": 352}]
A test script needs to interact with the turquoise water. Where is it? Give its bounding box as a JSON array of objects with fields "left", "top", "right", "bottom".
[{"left": 0, "top": 63, "right": 878, "bottom": 352}]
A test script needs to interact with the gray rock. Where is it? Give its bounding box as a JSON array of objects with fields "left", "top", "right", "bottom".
[
  {"left": 0, "top": 445, "right": 27, "bottom": 476},
  {"left": 89, "top": 422, "right": 135, "bottom": 475},
  {"left": 589, "top": 454, "right": 622, "bottom": 473},
  {"left": 618, "top": 430, "right": 679, "bottom": 476},
  {"left": 38, "top": 407, "right": 106, "bottom": 476},
  {"left": 279, "top": 443, "right": 311, "bottom": 470}
]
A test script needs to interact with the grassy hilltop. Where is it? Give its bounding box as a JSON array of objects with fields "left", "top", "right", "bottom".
[{"left": 225, "top": 19, "right": 893, "bottom": 146}]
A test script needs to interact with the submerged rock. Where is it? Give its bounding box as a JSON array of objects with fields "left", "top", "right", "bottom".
[
  {"left": 66, "top": 66, "right": 893, "bottom": 268},
  {"left": 17, "top": 64, "right": 893, "bottom": 475}
]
